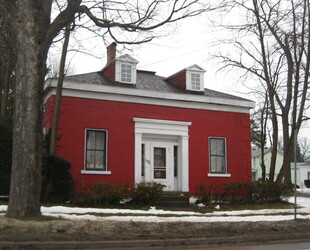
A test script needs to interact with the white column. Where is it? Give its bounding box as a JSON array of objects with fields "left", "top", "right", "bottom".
[
  {"left": 134, "top": 132, "right": 142, "bottom": 184},
  {"left": 181, "top": 135, "right": 189, "bottom": 192}
]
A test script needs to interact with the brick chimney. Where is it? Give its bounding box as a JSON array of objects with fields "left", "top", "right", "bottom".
[{"left": 106, "top": 42, "right": 117, "bottom": 65}]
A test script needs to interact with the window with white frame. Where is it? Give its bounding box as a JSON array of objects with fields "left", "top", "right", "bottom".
[
  {"left": 115, "top": 55, "right": 138, "bottom": 84},
  {"left": 186, "top": 68, "right": 204, "bottom": 91},
  {"left": 85, "top": 129, "right": 107, "bottom": 171},
  {"left": 190, "top": 72, "right": 201, "bottom": 91},
  {"left": 120, "top": 63, "right": 132, "bottom": 83},
  {"left": 209, "top": 137, "right": 227, "bottom": 174}
]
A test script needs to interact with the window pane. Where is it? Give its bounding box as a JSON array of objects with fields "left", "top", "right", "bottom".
[
  {"left": 210, "top": 138, "right": 225, "bottom": 155},
  {"left": 95, "top": 131, "right": 105, "bottom": 150},
  {"left": 121, "top": 63, "right": 132, "bottom": 82},
  {"left": 218, "top": 140, "right": 225, "bottom": 155},
  {"left": 154, "top": 147, "right": 166, "bottom": 179},
  {"left": 141, "top": 144, "right": 145, "bottom": 177},
  {"left": 210, "top": 139, "right": 216, "bottom": 154},
  {"left": 191, "top": 73, "right": 200, "bottom": 90},
  {"left": 174, "top": 146, "right": 178, "bottom": 177},
  {"left": 211, "top": 156, "right": 225, "bottom": 173},
  {"left": 94, "top": 151, "right": 104, "bottom": 169},
  {"left": 154, "top": 147, "right": 166, "bottom": 167},
  {"left": 87, "top": 131, "right": 96, "bottom": 149},
  {"left": 86, "top": 150, "right": 95, "bottom": 169},
  {"left": 210, "top": 156, "right": 217, "bottom": 172}
]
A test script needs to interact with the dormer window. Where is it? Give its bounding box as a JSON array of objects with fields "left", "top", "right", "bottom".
[
  {"left": 115, "top": 55, "right": 138, "bottom": 84},
  {"left": 120, "top": 63, "right": 133, "bottom": 83},
  {"left": 190, "top": 72, "right": 201, "bottom": 91},
  {"left": 185, "top": 65, "right": 206, "bottom": 92}
]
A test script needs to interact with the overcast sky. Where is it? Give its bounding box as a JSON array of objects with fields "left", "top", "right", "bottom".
[
  {"left": 49, "top": 12, "right": 310, "bottom": 139},
  {"left": 55, "top": 13, "right": 242, "bottom": 96}
]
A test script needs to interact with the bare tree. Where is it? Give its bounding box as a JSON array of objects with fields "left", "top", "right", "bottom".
[
  {"left": 215, "top": 0, "right": 310, "bottom": 183},
  {"left": 251, "top": 95, "right": 269, "bottom": 181},
  {"left": 46, "top": 56, "right": 75, "bottom": 79},
  {"left": 49, "top": 25, "right": 72, "bottom": 155},
  {"left": 0, "top": 0, "right": 214, "bottom": 218}
]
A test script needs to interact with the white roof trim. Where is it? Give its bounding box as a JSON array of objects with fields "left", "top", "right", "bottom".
[
  {"left": 115, "top": 54, "right": 139, "bottom": 64},
  {"left": 185, "top": 64, "right": 206, "bottom": 72},
  {"left": 44, "top": 79, "right": 255, "bottom": 113},
  {"left": 133, "top": 118, "right": 192, "bottom": 127}
]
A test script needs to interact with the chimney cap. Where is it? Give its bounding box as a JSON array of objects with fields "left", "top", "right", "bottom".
[
  {"left": 106, "top": 42, "right": 117, "bottom": 65},
  {"left": 108, "top": 42, "right": 117, "bottom": 47}
]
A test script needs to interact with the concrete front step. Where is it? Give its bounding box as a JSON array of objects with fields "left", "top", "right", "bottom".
[{"left": 158, "top": 192, "right": 190, "bottom": 208}]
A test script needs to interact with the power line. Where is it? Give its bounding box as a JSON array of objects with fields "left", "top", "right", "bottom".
[{"left": 139, "top": 46, "right": 209, "bottom": 68}]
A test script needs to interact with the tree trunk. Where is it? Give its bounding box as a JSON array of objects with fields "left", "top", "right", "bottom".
[
  {"left": 49, "top": 26, "right": 71, "bottom": 155},
  {"left": 6, "top": 3, "right": 49, "bottom": 218},
  {"left": 280, "top": 115, "right": 292, "bottom": 183}
]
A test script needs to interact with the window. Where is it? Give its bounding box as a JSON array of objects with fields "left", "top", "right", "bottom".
[
  {"left": 190, "top": 73, "right": 201, "bottom": 90},
  {"left": 209, "top": 137, "right": 227, "bottom": 174},
  {"left": 174, "top": 145, "right": 178, "bottom": 177},
  {"left": 153, "top": 147, "right": 166, "bottom": 179},
  {"left": 308, "top": 172, "right": 310, "bottom": 180},
  {"left": 85, "top": 129, "right": 107, "bottom": 171},
  {"left": 120, "top": 63, "right": 132, "bottom": 83},
  {"left": 141, "top": 144, "right": 145, "bottom": 177},
  {"left": 185, "top": 65, "right": 205, "bottom": 91},
  {"left": 115, "top": 55, "right": 138, "bottom": 84}
]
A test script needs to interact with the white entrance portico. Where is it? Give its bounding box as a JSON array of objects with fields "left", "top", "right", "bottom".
[{"left": 133, "top": 118, "right": 191, "bottom": 191}]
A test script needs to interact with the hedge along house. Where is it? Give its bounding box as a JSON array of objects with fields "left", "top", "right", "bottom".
[{"left": 43, "top": 43, "right": 255, "bottom": 193}]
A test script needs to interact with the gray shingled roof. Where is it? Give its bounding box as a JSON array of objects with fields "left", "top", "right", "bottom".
[{"left": 64, "top": 70, "right": 249, "bottom": 102}]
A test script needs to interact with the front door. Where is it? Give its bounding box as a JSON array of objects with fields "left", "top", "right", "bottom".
[{"left": 143, "top": 142, "right": 174, "bottom": 190}]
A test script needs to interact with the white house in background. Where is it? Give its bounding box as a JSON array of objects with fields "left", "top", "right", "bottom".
[
  {"left": 290, "top": 162, "right": 310, "bottom": 189},
  {"left": 251, "top": 149, "right": 284, "bottom": 181}
]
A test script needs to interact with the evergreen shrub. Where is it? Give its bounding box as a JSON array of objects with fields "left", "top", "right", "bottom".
[
  {"left": 41, "top": 155, "right": 74, "bottom": 203},
  {"left": 73, "top": 182, "right": 131, "bottom": 207},
  {"left": 130, "top": 182, "right": 165, "bottom": 205},
  {"left": 196, "top": 182, "right": 293, "bottom": 205},
  {"left": 73, "top": 181, "right": 165, "bottom": 207},
  {"left": 304, "top": 180, "right": 310, "bottom": 188},
  {"left": 252, "top": 182, "right": 293, "bottom": 202}
]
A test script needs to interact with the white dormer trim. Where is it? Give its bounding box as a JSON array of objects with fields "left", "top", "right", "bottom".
[
  {"left": 185, "top": 64, "right": 206, "bottom": 92},
  {"left": 115, "top": 54, "right": 139, "bottom": 84}
]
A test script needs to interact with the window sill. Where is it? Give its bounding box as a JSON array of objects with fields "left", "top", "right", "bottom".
[
  {"left": 207, "top": 173, "right": 231, "bottom": 178},
  {"left": 81, "top": 170, "right": 111, "bottom": 175}
]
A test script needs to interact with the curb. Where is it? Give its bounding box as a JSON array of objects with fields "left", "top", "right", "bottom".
[{"left": 1, "top": 233, "right": 310, "bottom": 249}]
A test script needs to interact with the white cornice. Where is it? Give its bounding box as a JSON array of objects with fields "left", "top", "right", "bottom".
[
  {"left": 133, "top": 118, "right": 192, "bottom": 126},
  {"left": 44, "top": 79, "right": 255, "bottom": 114},
  {"left": 186, "top": 64, "right": 206, "bottom": 72}
]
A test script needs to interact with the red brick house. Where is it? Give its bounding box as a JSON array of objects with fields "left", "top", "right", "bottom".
[{"left": 43, "top": 43, "right": 255, "bottom": 193}]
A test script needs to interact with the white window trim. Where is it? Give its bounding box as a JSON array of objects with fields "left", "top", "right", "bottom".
[
  {"left": 186, "top": 70, "right": 204, "bottom": 92},
  {"left": 115, "top": 61, "right": 137, "bottom": 84},
  {"left": 82, "top": 128, "right": 109, "bottom": 174},
  {"left": 81, "top": 170, "right": 111, "bottom": 175},
  {"left": 208, "top": 173, "right": 231, "bottom": 178},
  {"left": 208, "top": 137, "right": 230, "bottom": 176}
]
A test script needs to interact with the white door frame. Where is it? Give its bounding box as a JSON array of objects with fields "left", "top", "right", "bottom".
[{"left": 133, "top": 118, "right": 191, "bottom": 192}]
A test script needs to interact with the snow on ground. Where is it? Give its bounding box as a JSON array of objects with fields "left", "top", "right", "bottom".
[
  {"left": 1, "top": 196, "right": 310, "bottom": 223},
  {"left": 299, "top": 187, "right": 310, "bottom": 193}
]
